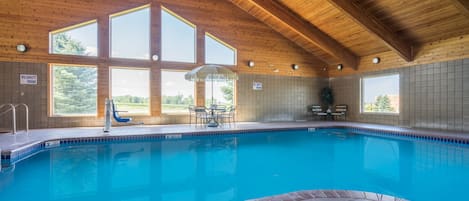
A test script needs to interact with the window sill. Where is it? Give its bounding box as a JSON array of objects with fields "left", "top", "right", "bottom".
[
  {"left": 360, "top": 112, "right": 399, "bottom": 116},
  {"left": 50, "top": 114, "right": 97, "bottom": 117},
  {"left": 162, "top": 112, "right": 188, "bottom": 116},
  {"left": 119, "top": 113, "right": 151, "bottom": 117}
]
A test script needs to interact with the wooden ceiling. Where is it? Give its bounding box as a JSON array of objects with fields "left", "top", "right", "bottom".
[{"left": 229, "top": 0, "right": 469, "bottom": 69}]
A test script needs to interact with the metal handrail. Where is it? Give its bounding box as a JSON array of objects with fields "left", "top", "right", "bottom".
[
  {"left": 14, "top": 103, "right": 29, "bottom": 133},
  {"left": 0, "top": 107, "right": 13, "bottom": 117},
  {"left": 0, "top": 103, "right": 29, "bottom": 134},
  {"left": 0, "top": 104, "right": 16, "bottom": 134}
]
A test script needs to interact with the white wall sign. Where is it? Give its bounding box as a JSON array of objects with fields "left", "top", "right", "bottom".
[
  {"left": 253, "top": 81, "right": 262, "bottom": 90},
  {"left": 20, "top": 74, "right": 37, "bottom": 85}
]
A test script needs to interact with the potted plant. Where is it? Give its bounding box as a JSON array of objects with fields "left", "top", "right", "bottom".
[{"left": 320, "top": 87, "right": 334, "bottom": 113}]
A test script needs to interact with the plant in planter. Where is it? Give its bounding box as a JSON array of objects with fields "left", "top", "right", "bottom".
[{"left": 320, "top": 87, "right": 334, "bottom": 113}]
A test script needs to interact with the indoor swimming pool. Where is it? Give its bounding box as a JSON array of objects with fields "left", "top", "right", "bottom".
[{"left": 1, "top": 128, "right": 468, "bottom": 201}]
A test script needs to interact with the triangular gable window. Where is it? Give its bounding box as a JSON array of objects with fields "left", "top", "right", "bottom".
[
  {"left": 161, "top": 7, "right": 196, "bottom": 63},
  {"left": 50, "top": 20, "right": 98, "bottom": 56},
  {"left": 205, "top": 33, "right": 236, "bottom": 65}
]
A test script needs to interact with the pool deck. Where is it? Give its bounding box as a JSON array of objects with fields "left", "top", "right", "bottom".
[{"left": 1, "top": 121, "right": 469, "bottom": 152}]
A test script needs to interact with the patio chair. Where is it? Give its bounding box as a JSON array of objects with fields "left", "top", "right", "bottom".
[
  {"left": 213, "top": 105, "right": 227, "bottom": 119},
  {"left": 188, "top": 105, "right": 195, "bottom": 125},
  {"left": 218, "top": 106, "right": 236, "bottom": 125},
  {"left": 194, "top": 106, "right": 211, "bottom": 126},
  {"left": 331, "top": 104, "right": 347, "bottom": 120},
  {"left": 311, "top": 104, "right": 327, "bottom": 120}
]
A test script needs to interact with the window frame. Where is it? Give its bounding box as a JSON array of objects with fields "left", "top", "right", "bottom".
[
  {"left": 160, "top": 6, "right": 197, "bottom": 64},
  {"left": 109, "top": 66, "right": 152, "bottom": 116},
  {"left": 109, "top": 5, "right": 151, "bottom": 60},
  {"left": 49, "top": 63, "right": 98, "bottom": 117},
  {"left": 160, "top": 69, "right": 195, "bottom": 114},
  {"left": 204, "top": 32, "right": 237, "bottom": 66},
  {"left": 360, "top": 73, "right": 400, "bottom": 115},
  {"left": 49, "top": 19, "right": 98, "bottom": 57}
]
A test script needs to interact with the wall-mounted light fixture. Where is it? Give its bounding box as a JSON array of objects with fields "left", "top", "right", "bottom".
[
  {"left": 16, "top": 44, "right": 27, "bottom": 53},
  {"left": 337, "top": 64, "right": 343, "bottom": 71},
  {"left": 248, "top": 60, "right": 255, "bottom": 68},
  {"left": 291, "top": 64, "right": 299, "bottom": 70},
  {"left": 152, "top": 55, "right": 159, "bottom": 61},
  {"left": 372, "top": 57, "right": 381, "bottom": 64}
]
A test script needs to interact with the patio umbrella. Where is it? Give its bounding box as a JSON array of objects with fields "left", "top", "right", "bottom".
[{"left": 185, "top": 64, "right": 238, "bottom": 106}]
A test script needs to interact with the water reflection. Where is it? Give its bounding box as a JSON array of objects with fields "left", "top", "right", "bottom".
[{"left": 51, "top": 146, "right": 98, "bottom": 199}]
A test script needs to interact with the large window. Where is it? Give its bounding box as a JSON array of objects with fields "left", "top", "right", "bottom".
[
  {"left": 161, "top": 70, "right": 195, "bottom": 113},
  {"left": 205, "top": 33, "right": 236, "bottom": 65},
  {"left": 50, "top": 20, "right": 98, "bottom": 56},
  {"left": 111, "top": 68, "right": 150, "bottom": 115},
  {"left": 361, "top": 74, "right": 400, "bottom": 113},
  {"left": 161, "top": 7, "right": 196, "bottom": 63},
  {"left": 110, "top": 6, "right": 150, "bottom": 60},
  {"left": 205, "top": 80, "right": 234, "bottom": 107},
  {"left": 51, "top": 64, "right": 97, "bottom": 116}
]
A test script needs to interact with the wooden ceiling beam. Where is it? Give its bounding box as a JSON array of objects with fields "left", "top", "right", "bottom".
[
  {"left": 326, "top": 0, "right": 413, "bottom": 62},
  {"left": 231, "top": 0, "right": 358, "bottom": 69},
  {"left": 450, "top": 0, "right": 469, "bottom": 19}
]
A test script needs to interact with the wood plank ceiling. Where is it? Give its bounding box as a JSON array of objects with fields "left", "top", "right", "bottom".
[{"left": 229, "top": 0, "right": 469, "bottom": 70}]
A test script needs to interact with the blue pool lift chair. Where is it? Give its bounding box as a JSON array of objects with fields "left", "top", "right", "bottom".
[{"left": 111, "top": 100, "right": 132, "bottom": 123}]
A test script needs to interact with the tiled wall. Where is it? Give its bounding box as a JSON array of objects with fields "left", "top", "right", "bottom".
[
  {"left": 0, "top": 61, "right": 326, "bottom": 129},
  {"left": 330, "top": 58, "right": 469, "bottom": 132},
  {"left": 237, "top": 74, "right": 328, "bottom": 122}
]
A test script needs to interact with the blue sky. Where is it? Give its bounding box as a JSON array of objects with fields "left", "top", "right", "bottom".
[
  {"left": 111, "top": 68, "right": 150, "bottom": 98},
  {"left": 161, "top": 70, "right": 194, "bottom": 97},
  {"left": 205, "top": 35, "right": 236, "bottom": 65},
  {"left": 111, "top": 7, "right": 150, "bottom": 59},
  {"left": 363, "top": 74, "right": 399, "bottom": 103}
]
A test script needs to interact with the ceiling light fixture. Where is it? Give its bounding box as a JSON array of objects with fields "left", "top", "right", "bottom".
[
  {"left": 372, "top": 57, "right": 381, "bottom": 64},
  {"left": 248, "top": 60, "right": 255, "bottom": 68},
  {"left": 337, "top": 64, "right": 343, "bottom": 71},
  {"left": 292, "top": 64, "right": 299, "bottom": 70},
  {"left": 16, "top": 44, "right": 27, "bottom": 53}
]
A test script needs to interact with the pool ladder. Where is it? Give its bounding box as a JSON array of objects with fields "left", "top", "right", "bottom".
[{"left": 0, "top": 103, "right": 29, "bottom": 134}]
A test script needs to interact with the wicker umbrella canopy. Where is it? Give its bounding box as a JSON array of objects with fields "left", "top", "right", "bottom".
[
  {"left": 184, "top": 64, "right": 238, "bottom": 82},
  {"left": 185, "top": 64, "right": 238, "bottom": 106}
]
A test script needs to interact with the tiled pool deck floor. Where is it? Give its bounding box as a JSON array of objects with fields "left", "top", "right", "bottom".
[
  {"left": 1, "top": 121, "right": 469, "bottom": 152},
  {"left": 0, "top": 121, "right": 465, "bottom": 201}
]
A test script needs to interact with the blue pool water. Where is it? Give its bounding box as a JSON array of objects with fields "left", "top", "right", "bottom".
[{"left": 1, "top": 129, "right": 469, "bottom": 201}]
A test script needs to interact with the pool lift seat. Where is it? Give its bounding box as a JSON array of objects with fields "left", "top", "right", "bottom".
[
  {"left": 104, "top": 99, "right": 143, "bottom": 132},
  {"left": 111, "top": 100, "right": 132, "bottom": 123}
]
